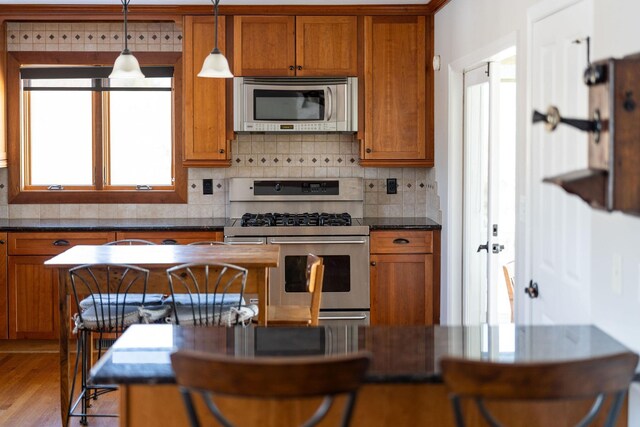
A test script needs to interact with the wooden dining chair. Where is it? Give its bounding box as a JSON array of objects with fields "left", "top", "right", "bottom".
[
  {"left": 440, "top": 352, "right": 639, "bottom": 427},
  {"left": 166, "top": 262, "right": 257, "bottom": 326},
  {"left": 171, "top": 350, "right": 371, "bottom": 427},
  {"left": 267, "top": 254, "right": 324, "bottom": 326}
]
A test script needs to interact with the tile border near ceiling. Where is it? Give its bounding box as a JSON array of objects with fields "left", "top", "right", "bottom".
[{"left": 6, "top": 22, "right": 182, "bottom": 52}]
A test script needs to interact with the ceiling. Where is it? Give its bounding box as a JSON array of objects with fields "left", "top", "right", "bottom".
[{"left": 0, "top": 1, "right": 430, "bottom": 4}]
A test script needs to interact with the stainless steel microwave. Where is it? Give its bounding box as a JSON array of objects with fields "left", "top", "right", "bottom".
[{"left": 233, "top": 77, "right": 358, "bottom": 132}]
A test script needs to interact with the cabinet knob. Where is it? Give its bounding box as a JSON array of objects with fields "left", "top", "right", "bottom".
[
  {"left": 370, "top": 261, "right": 376, "bottom": 266},
  {"left": 297, "top": 65, "right": 302, "bottom": 71},
  {"left": 53, "top": 239, "right": 70, "bottom": 246},
  {"left": 366, "top": 148, "right": 372, "bottom": 154},
  {"left": 0, "top": 239, "right": 5, "bottom": 244},
  {"left": 219, "top": 149, "right": 225, "bottom": 154},
  {"left": 289, "top": 65, "right": 295, "bottom": 71}
]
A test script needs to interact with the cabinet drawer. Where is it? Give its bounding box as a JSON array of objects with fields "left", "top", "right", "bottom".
[
  {"left": 370, "top": 230, "right": 433, "bottom": 254},
  {"left": 115, "top": 231, "right": 223, "bottom": 245},
  {"left": 8, "top": 232, "right": 115, "bottom": 256}
]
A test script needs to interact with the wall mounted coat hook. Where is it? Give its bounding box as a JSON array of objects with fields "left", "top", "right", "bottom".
[{"left": 532, "top": 106, "right": 602, "bottom": 142}]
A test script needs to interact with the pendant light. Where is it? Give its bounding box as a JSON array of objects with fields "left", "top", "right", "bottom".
[
  {"left": 198, "top": 0, "right": 233, "bottom": 78},
  {"left": 110, "top": 0, "right": 144, "bottom": 79}
]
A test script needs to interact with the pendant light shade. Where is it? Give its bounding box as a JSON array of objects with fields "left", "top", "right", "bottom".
[
  {"left": 110, "top": 0, "right": 144, "bottom": 79},
  {"left": 198, "top": 0, "right": 233, "bottom": 79}
]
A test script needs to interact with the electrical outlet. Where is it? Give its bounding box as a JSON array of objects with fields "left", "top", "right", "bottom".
[
  {"left": 611, "top": 253, "right": 622, "bottom": 295},
  {"left": 387, "top": 178, "right": 397, "bottom": 194},
  {"left": 202, "top": 179, "right": 213, "bottom": 195}
]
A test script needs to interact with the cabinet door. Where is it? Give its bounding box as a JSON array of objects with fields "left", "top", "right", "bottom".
[
  {"left": 295, "top": 16, "right": 358, "bottom": 76},
  {"left": 362, "top": 16, "right": 431, "bottom": 166},
  {"left": 8, "top": 256, "right": 59, "bottom": 339},
  {"left": 183, "top": 16, "right": 229, "bottom": 166},
  {"left": 0, "top": 234, "right": 7, "bottom": 339},
  {"left": 234, "top": 16, "right": 295, "bottom": 76},
  {"left": 370, "top": 253, "right": 433, "bottom": 326}
]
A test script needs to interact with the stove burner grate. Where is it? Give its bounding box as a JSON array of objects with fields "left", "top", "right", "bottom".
[{"left": 241, "top": 212, "right": 352, "bottom": 227}]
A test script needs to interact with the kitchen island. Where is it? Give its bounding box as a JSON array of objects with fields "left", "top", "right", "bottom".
[{"left": 91, "top": 324, "right": 638, "bottom": 427}]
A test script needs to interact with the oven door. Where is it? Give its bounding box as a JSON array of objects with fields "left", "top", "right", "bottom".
[{"left": 267, "top": 235, "right": 369, "bottom": 311}]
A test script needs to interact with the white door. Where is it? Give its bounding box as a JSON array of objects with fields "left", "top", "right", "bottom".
[
  {"left": 462, "top": 61, "right": 516, "bottom": 325},
  {"left": 528, "top": 0, "right": 592, "bottom": 324}
]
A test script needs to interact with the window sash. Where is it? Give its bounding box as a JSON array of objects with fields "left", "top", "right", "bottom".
[{"left": 7, "top": 51, "right": 186, "bottom": 205}]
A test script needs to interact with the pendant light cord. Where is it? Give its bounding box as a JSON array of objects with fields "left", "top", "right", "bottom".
[
  {"left": 121, "top": 0, "right": 131, "bottom": 54},
  {"left": 211, "top": 0, "right": 221, "bottom": 54}
]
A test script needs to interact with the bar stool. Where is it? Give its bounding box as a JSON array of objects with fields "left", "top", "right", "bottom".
[
  {"left": 171, "top": 350, "right": 371, "bottom": 427},
  {"left": 440, "top": 352, "right": 639, "bottom": 427},
  {"left": 165, "top": 262, "right": 257, "bottom": 326},
  {"left": 68, "top": 264, "right": 170, "bottom": 425}
]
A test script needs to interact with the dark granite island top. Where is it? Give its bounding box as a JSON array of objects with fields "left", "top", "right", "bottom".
[
  {"left": 91, "top": 324, "right": 638, "bottom": 385},
  {"left": 95, "top": 324, "right": 639, "bottom": 427}
]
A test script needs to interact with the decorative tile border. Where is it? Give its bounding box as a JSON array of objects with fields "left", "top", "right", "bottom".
[{"left": 6, "top": 22, "right": 182, "bottom": 52}]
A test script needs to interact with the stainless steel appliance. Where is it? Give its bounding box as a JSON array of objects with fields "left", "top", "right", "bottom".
[
  {"left": 233, "top": 77, "right": 358, "bottom": 132},
  {"left": 224, "top": 178, "right": 369, "bottom": 324}
]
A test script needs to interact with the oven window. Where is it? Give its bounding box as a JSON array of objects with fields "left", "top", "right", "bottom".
[
  {"left": 254, "top": 89, "right": 324, "bottom": 121},
  {"left": 284, "top": 255, "right": 350, "bottom": 293}
]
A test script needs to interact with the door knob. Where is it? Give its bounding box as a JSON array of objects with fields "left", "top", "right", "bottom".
[
  {"left": 525, "top": 280, "right": 539, "bottom": 299},
  {"left": 477, "top": 242, "right": 488, "bottom": 252}
]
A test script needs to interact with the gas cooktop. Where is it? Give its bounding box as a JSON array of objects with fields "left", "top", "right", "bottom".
[{"left": 241, "top": 212, "right": 352, "bottom": 227}]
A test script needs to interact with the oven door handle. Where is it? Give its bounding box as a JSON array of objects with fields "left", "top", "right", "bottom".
[{"left": 269, "top": 239, "right": 367, "bottom": 245}]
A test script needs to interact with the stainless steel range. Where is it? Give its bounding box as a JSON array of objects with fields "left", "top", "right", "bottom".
[{"left": 224, "top": 178, "right": 370, "bottom": 324}]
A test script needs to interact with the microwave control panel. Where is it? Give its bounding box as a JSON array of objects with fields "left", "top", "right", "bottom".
[{"left": 243, "top": 122, "right": 338, "bottom": 132}]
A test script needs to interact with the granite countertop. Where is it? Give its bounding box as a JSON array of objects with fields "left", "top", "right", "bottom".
[
  {"left": 90, "top": 324, "right": 638, "bottom": 385},
  {"left": 0, "top": 218, "right": 229, "bottom": 232},
  {"left": 0, "top": 217, "right": 441, "bottom": 232},
  {"left": 363, "top": 217, "right": 441, "bottom": 230}
]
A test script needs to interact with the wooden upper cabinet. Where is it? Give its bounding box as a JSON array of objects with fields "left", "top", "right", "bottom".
[
  {"left": 361, "top": 16, "right": 433, "bottom": 167},
  {"left": 234, "top": 15, "right": 357, "bottom": 77},
  {"left": 295, "top": 16, "right": 358, "bottom": 76},
  {"left": 183, "top": 16, "right": 230, "bottom": 167},
  {"left": 234, "top": 16, "right": 295, "bottom": 76}
]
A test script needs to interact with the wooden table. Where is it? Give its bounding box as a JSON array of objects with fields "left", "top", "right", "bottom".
[{"left": 45, "top": 244, "right": 280, "bottom": 426}]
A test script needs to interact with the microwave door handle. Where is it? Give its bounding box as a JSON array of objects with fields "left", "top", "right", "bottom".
[{"left": 326, "top": 86, "right": 333, "bottom": 121}]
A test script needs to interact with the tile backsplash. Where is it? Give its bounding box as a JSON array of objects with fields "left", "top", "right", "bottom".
[
  {"left": 3, "top": 22, "right": 441, "bottom": 222},
  {"left": 0, "top": 134, "right": 441, "bottom": 222}
]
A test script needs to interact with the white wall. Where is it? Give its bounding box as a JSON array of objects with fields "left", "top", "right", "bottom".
[
  {"left": 436, "top": 0, "right": 640, "bottom": 419},
  {"left": 434, "top": 0, "right": 539, "bottom": 323}
]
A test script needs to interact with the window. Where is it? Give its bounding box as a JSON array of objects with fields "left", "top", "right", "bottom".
[{"left": 7, "top": 52, "right": 186, "bottom": 204}]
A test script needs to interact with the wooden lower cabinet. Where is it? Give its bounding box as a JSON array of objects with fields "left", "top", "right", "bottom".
[
  {"left": 3, "top": 230, "right": 223, "bottom": 339},
  {"left": 0, "top": 233, "right": 7, "bottom": 339},
  {"left": 7, "top": 232, "right": 115, "bottom": 339},
  {"left": 370, "top": 230, "right": 440, "bottom": 325},
  {"left": 8, "top": 255, "right": 59, "bottom": 339}
]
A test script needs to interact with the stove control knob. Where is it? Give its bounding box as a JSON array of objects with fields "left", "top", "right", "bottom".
[{"left": 274, "top": 183, "right": 282, "bottom": 192}]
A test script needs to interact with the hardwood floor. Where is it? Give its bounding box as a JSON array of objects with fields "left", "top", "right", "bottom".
[{"left": 0, "top": 340, "right": 118, "bottom": 427}]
